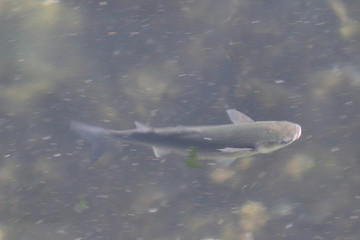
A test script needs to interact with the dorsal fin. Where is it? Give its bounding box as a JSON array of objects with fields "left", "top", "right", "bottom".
[
  {"left": 226, "top": 109, "right": 254, "bottom": 124},
  {"left": 134, "top": 121, "right": 150, "bottom": 131}
]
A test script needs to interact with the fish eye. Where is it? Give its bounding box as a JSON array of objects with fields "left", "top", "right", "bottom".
[{"left": 280, "top": 138, "right": 293, "bottom": 145}]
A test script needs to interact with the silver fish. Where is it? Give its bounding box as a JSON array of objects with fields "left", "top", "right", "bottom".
[{"left": 71, "top": 109, "right": 301, "bottom": 165}]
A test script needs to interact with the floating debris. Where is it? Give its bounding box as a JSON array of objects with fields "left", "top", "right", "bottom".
[
  {"left": 185, "top": 146, "right": 203, "bottom": 168},
  {"left": 74, "top": 199, "right": 89, "bottom": 213}
]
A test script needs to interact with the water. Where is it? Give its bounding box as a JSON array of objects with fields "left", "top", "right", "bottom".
[{"left": 1, "top": 0, "right": 360, "bottom": 239}]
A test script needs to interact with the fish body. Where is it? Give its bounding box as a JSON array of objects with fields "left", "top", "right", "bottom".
[{"left": 71, "top": 109, "right": 301, "bottom": 163}]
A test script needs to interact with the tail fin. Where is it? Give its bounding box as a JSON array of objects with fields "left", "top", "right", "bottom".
[{"left": 70, "top": 121, "right": 110, "bottom": 162}]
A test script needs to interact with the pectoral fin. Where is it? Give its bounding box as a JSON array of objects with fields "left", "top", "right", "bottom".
[{"left": 226, "top": 109, "right": 254, "bottom": 124}]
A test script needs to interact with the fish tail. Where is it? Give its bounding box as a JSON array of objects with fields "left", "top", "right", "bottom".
[{"left": 70, "top": 121, "right": 111, "bottom": 162}]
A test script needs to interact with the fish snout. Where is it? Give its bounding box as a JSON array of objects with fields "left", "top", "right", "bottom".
[{"left": 293, "top": 124, "right": 301, "bottom": 141}]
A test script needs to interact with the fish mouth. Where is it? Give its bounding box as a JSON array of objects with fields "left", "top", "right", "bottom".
[{"left": 293, "top": 124, "right": 302, "bottom": 141}]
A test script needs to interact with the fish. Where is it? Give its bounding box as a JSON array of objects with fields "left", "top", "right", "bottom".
[{"left": 71, "top": 109, "right": 301, "bottom": 165}]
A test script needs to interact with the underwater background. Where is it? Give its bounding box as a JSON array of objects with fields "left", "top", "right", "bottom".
[{"left": 1, "top": 0, "right": 360, "bottom": 239}]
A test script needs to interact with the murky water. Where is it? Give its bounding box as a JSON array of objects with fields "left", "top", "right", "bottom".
[{"left": 1, "top": 0, "right": 360, "bottom": 239}]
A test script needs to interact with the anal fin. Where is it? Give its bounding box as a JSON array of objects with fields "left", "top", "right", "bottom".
[{"left": 152, "top": 147, "right": 171, "bottom": 158}]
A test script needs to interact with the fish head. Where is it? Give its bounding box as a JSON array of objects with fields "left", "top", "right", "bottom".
[{"left": 256, "top": 121, "right": 301, "bottom": 153}]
